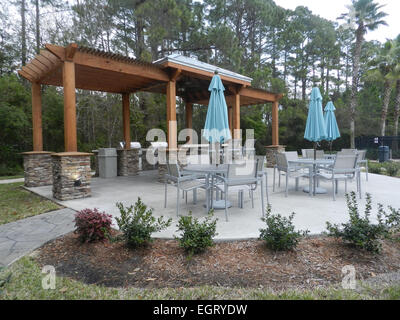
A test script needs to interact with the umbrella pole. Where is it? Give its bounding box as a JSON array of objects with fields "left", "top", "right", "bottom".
[{"left": 313, "top": 142, "right": 317, "bottom": 196}]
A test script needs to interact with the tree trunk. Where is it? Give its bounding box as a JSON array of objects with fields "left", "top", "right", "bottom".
[
  {"left": 394, "top": 80, "right": 400, "bottom": 136},
  {"left": 21, "top": 0, "right": 27, "bottom": 66},
  {"left": 380, "top": 80, "right": 393, "bottom": 137},
  {"left": 349, "top": 26, "right": 364, "bottom": 148},
  {"left": 326, "top": 66, "right": 330, "bottom": 94},
  {"left": 35, "top": 0, "right": 40, "bottom": 54},
  {"left": 302, "top": 78, "right": 307, "bottom": 101}
]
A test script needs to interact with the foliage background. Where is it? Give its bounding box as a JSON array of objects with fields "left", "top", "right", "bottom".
[{"left": 0, "top": 0, "right": 399, "bottom": 175}]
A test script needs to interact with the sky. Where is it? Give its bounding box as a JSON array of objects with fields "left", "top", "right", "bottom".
[{"left": 274, "top": 0, "right": 399, "bottom": 42}]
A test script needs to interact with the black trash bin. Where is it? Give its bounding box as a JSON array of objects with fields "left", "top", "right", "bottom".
[{"left": 378, "top": 146, "right": 389, "bottom": 163}]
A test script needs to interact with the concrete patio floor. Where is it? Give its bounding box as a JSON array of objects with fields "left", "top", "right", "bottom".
[{"left": 26, "top": 169, "right": 400, "bottom": 240}]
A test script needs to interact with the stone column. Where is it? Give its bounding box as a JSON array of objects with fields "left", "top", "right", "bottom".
[
  {"left": 22, "top": 151, "right": 53, "bottom": 187},
  {"left": 141, "top": 148, "right": 156, "bottom": 171},
  {"left": 265, "top": 145, "right": 286, "bottom": 168},
  {"left": 52, "top": 152, "right": 92, "bottom": 201},
  {"left": 117, "top": 148, "right": 139, "bottom": 176}
]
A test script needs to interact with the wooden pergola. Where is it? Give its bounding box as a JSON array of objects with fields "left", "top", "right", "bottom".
[{"left": 18, "top": 43, "right": 283, "bottom": 152}]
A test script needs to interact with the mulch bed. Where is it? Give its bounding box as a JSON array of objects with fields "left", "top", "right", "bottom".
[{"left": 36, "top": 231, "right": 400, "bottom": 291}]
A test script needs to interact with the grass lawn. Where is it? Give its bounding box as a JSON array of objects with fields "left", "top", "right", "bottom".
[
  {"left": 0, "top": 175, "right": 24, "bottom": 181},
  {"left": 0, "top": 182, "right": 61, "bottom": 225},
  {"left": 0, "top": 256, "right": 399, "bottom": 300}
]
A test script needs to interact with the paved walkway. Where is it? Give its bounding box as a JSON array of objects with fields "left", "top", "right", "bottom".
[
  {"left": 0, "top": 178, "right": 24, "bottom": 184},
  {"left": 0, "top": 208, "right": 76, "bottom": 267}
]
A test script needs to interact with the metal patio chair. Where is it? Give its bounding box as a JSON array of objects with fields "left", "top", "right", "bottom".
[
  {"left": 273, "top": 152, "right": 311, "bottom": 197},
  {"left": 255, "top": 155, "right": 269, "bottom": 204},
  {"left": 316, "top": 154, "right": 361, "bottom": 201},
  {"left": 164, "top": 163, "right": 208, "bottom": 216},
  {"left": 356, "top": 149, "right": 368, "bottom": 181},
  {"left": 215, "top": 159, "right": 264, "bottom": 221}
]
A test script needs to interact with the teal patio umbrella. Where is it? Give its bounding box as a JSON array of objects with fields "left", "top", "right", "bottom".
[
  {"left": 324, "top": 101, "right": 340, "bottom": 151},
  {"left": 304, "top": 87, "right": 327, "bottom": 195},
  {"left": 202, "top": 72, "right": 232, "bottom": 144},
  {"left": 304, "top": 87, "right": 327, "bottom": 158}
]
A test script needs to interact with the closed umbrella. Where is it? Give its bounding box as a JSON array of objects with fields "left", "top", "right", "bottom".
[
  {"left": 304, "top": 87, "right": 327, "bottom": 195},
  {"left": 304, "top": 87, "right": 327, "bottom": 157},
  {"left": 202, "top": 72, "right": 232, "bottom": 144},
  {"left": 324, "top": 101, "right": 340, "bottom": 151}
]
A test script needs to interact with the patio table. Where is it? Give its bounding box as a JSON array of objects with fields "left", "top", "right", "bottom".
[
  {"left": 289, "top": 158, "right": 334, "bottom": 196},
  {"left": 183, "top": 164, "right": 230, "bottom": 210}
]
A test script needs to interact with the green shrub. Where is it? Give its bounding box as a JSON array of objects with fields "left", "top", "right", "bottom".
[
  {"left": 381, "top": 204, "right": 400, "bottom": 239},
  {"left": 176, "top": 211, "right": 218, "bottom": 256},
  {"left": 383, "top": 162, "right": 400, "bottom": 177},
  {"left": 0, "top": 163, "right": 23, "bottom": 177},
  {"left": 368, "top": 161, "right": 382, "bottom": 174},
  {"left": 326, "top": 192, "right": 400, "bottom": 253},
  {"left": 259, "top": 206, "right": 309, "bottom": 251},
  {"left": 115, "top": 198, "right": 172, "bottom": 248}
]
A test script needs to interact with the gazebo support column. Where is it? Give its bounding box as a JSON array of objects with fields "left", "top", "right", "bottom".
[
  {"left": 52, "top": 58, "right": 93, "bottom": 200},
  {"left": 166, "top": 80, "right": 177, "bottom": 150},
  {"left": 32, "top": 82, "right": 43, "bottom": 152},
  {"left": 122, "top": 93, "right": 131, "bottom": 149},
  {"left": 185, "top": 102, "right": 193, "bottom": 143},
  {"left": 272, "top": 100, "right": 279, "bottom": 146},
  {"left": 117, "top": 93, "right": 139, "bottom": 176},
  {"left": 159, "top": 80, "right": 177, "bottom": 182},
  {"left": 228, "top": 106, "right": 233, "bottom": 137},
  {"left": 233, "top": 93, "right": 241, "bottom": 140},
  {"left": 52, "top": 152, "right": 93, "bottom": 200},
  {"left": 266, "top": 100, "right": 285, "bottom": 167},
  {"left": 22, "top": 151, "right": 53, "bottom": 187},
  {"left": 63, "top": 60, "right": 77, "bottom": 152},
  {"left": 22, "top": 83, "right": 54, "bottom": 187}
]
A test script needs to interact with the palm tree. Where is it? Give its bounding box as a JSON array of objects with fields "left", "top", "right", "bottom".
[
  {"left": 368, "top": 40, "right": 399, "bottom": 136},
  {"left": 340, "top": 0, "right": 387, "bottom": 147},
  {"left": 393, "top": 35, "right": 400, "bottom": 139}
]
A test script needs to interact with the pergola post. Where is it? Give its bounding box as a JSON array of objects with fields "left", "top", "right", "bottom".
[
  {"left": 228, "top": 106, "right": 233, "bottom": 137},
  {"left": 31, "top": 82, "right": 43, "bottom": 151},
  {"left": 166, "top": 80, "right": 177, "bottom": 150},
  {"left": 63, "top": 60, "right": 77, "bottom": 152},
  {"left": 233, "top": 93, "right": 241, "bottom": 140},
  {"left": 272, "top": 100, "right": 279, "bottom": 146},
  {"left": 122, "top": 93, "right": 131, "bottom": 149},
  {"left": 265, "top": 99, "right": 284, "bottom": 168},
  {"left": 185, "top": 102, "right": 193, "bottom": 143}
]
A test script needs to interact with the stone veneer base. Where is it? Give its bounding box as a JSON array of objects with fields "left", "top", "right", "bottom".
[
  {"left": 22, "top": 151, "right": 53, "bottom": 187},
  {"left": 265, "top": 145, "right": 286, "bottom": 168},
  {"left": 52, "top": 152, "right": 92, "bottom": 201},
  {"left": 117, "top": 149, "right": 139, "bottom": 176}
]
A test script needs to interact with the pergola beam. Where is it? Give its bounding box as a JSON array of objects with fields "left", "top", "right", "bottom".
[
  {"left": 40, "top": 49, "right": 60, "bottom": 65},
  {"left": 18, "top": 70, "right": 35, "bottom": 82},
  {"left": 31, "top": 59, "right": 49, "bottom": 73},
  {"left": 45, "top": 43, "right": 170, "bottom": 83},
  {"left": 21, "top": 66, "right": 39, "bottom": 81}
]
